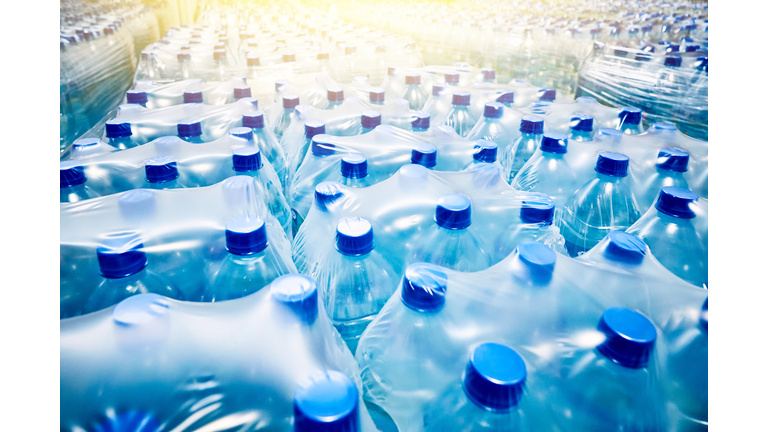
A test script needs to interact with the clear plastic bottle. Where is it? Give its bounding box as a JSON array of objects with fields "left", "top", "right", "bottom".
[
  {"left": 496, "top": 91, "right": 514, "bottom": 108},
  {"left": 411, "top": 142, "right": 437, "bottom": 169},
  {"left": 294, "top": 370, "right": 361, "bottom": 432},
  {"left": 143, "top": 156, "right": 182, "bottom": 190},
  {"left": 242, "top": 111, "right": 288, "bottom": 188},
  {"left": 369, "top": 87, "right": 385, "bottom": 106},
  {"left": 493, "top": 196, "right": 560, "bottom": 261},
  {"left": 361, "top": 110, "right": 382, "bottom": 134},
  {"left": 177, "top": 119, "right": 205, "bottom": 143},
  {"left": 512, "top": 132, "right": 579, "bottom": 211},
  {"left": 273, "top": 94, "right": 300, "bottom": 140},
  {"left": 175, "top": 52, "right": 192, "bottom": 81},
  {"left": 82, "top": 232, "right": 184, "bottom": 315},
  {"left": 326, "top": 87, "right": 345, "bottom": 110},
  {"left": 314, "top": 217, "right": 398, "bottom": 352},
  {"left": 464, "top": 139, "right": 501, "bottom": 171},
  {"left": 559, "top": 151, "right": 642, "bottom": 257},
  {"left": 501, "top": 115, "right": 544, "bottom": 183},
  {"left": 381, "top": 66, "right": 405, "bottom": 102},
  {"left": 231, "top": 146, "right": 291, "bottom": 235},
  {"left": 466, "top": 102, "right": 514, "bottom": 152},
  {"left": 338, "top": 153, "right": 373, "bottom": 188},
  {"left": 246, "top": 54, "right": 260, "bottom": 81},
  {"left": 105, "top": 119, "right": 138, "bottom": 150},
  {"left": 295, "top": 120, "right": 326, "bottom": 174},
  {"left": 202, "top": 215, "right": 292, "bottom": 302},
  {"left": 60, "top": 161, "right": 98, "bottom": 203},
  {"left": 291, "top": 134, "right": 338, "bottom": 234},
  {"left": 634, "top": 148, "right": 690, "bottom": 211},
  {"left": 409, "top": 193, "right": 492, "bottom": 272},
  {"left": 444, "top": 92, "right": 476, "bottom": 138},
  {"left": 617, "top": 107, "right": 644, "bottom": 135},
  {"left": 401, "top": 74, "right": 428, "bottom": 110},
  {"left": 569, "top": 113, "right": 594, "bottom": 142},
  {"left": 125, "top": 90, "right": 148, "bottom": 107},
  {"left": 423, "top": 343, "right": 535, "bottom": 432},
  {"left": 212, "top": 49, "right": 230, "bottom": 81}
]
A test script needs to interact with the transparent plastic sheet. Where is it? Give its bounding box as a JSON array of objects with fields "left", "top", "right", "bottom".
[
  {"left": 60, "top": 287, "right": 378, "bottom": 432},
  {"left": 60, "top": 177, "right": 295, "bottom": 319},
  {"left": 124, "top": 6, "right": 161, "bottom": 59},
  {"left": 125, "top": 77, "right": 254, "bottom": 108},
  {"left": 355, "top": 235, "right": 707, "bottom": 432}
]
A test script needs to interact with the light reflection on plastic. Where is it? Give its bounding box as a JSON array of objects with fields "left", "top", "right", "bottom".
[{"left": 143, "top": 240, "right": 203, "bottom": 253}]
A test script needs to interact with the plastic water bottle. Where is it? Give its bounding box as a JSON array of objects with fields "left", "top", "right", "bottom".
[
  {"left": 411, "top": 143, "right": 437, "bottom": 169},
  {"left": 496, "top": 91, "right": 515, "bottom": 108},
  {"left": 423, "top": 343, "right": 535, "bottom": 432},
  {"left": 68, "top": 138, "right": 116, "bottom": 160},
  {"left": 569, "top": 113, "right": 594, "bottom": 142},
  {"left": 466, "top": 102, "right": 514, "bottom": 152},
  {"left": 339, "top": 153, "right": 373, "bottom": 188},
  {"left": 274, "top": 94, "right": 300, "bottom": 140},
  {"left": 294, "top": 370, "right": 361, "bottom": 432},
  {"left": 232, "top": 146, "right": 291, "bottom": 235},
  {"left": 242, "top": 111, "right": 288, "bottom": 188},
  {"left": 246, "top": 54, "right": 260, "bottom": 81},
  {"left": 409, "top": 193, "right": 492, "bottom": 272},
  {"left": 326, "top": 87, "right": 345, "bottom": 110},
  {"left": 233, "top": 86, "right": 252, "bottom": 101},
  {"left": 175, "top": 52, "right": 192, "bottom": 81},
  {"left": 559, "top": 152, "right": 642, "bottom": 257},
  {"left": 511, "top": 133, "right": 579, "bottom": 210},
  {"left": 295, "top": 120, "right": 326, "bottom": 174},
  {"left": 627, "top": 187, "right": 707, "bottom": 288},
  {"left": 314, "top": 217, "right": 398, "bottom": 352},
  {"left": 183, "top": 90, "right": 203, "bottom": 104},
  {"left": 634, "top": 148, "right": 690, "bottom": 211},
  {"left": 82, "top": 232, "right": 184, "bottom": 315},
  {"left": 444, "top": 92, "right": 476, "bottom": 138},
  {"left": 202, "top": 216, "right": 292, "bottom": 302},
  {"left": 618, "top": 107, "right": 644, "bottom": 135},
  {"left": 501, "top": 115, "right": 544, "bottom": 183},
  {"left": 445, "top": 72, "right": 459, "bottom": 86},
  {"left": 464, "top": 140, "right": 501, "bottom": 171},
  {"left": 401, "top": 74, "right": 428, "bottom": 110},
  {"left": 493, "top": 195, "right": 558, "bottom": 261},
  {"left": 292, "top": 181, "right": 348, "bottom": 275},
  {"left": 369, "top": 88, "right": 385, "bottom": 106},
  {"left": 177, "top": 119, "right": 205, "bottom": 143},
  {"left": 361, "top": 110, "right": 382, "bottom": 134},
  {"left": 481, "top": 68, "right": 497, "bottom": 83},
  {"left": 105, "top": 119, "right": 138, "bottom": 150},
  {"left": 552, "top": 307, "right": 664, "bottom": 431},
  {"left": 126, "top": 90, "right": 148, "bottom": 107},
  {"left": 143, "top": 156, "right": 182, "bottom": 190},
  {"left": 212, "top": 49, "right": 230, "bottom": 81},
  {"left": 60, "top": 161, "right": 98, "bottom": 203},
  {"left": 411, "top": 111, "right": 430, "bottom": 132}
]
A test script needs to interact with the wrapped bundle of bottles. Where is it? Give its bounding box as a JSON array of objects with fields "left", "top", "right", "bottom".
[
  {"left": 60, "top": 1, "right": 708, "bottom": 431},
  {"left": 60, "top": 0, "right": 163, "bottom": 152}
]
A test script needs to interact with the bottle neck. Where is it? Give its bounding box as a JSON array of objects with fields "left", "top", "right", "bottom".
[
  {"left": 655, "top": 167, "right": 685, "bottom": 178},
  {"left": 452, "top": 104, "right": 470, "bottom": 111},
  {"left": 180, "top": 135, "right": 204, "bottom": 143},
  {"left": 595, "top": 171, "right": 624, "bottom": 183},
  {"left": 229, "top": 250, "right": 267, "bottom": 263},
  {"left": 570, "top": 130, "right": 594, "bottom": 141},
  {"left": 520, "top": 132, "right": 542, "bottom": 141}
]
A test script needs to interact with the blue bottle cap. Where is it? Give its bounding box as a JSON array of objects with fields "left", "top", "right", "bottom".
[
  {"left": 481, "top": 68, "right": 496, "bottom": 80},
  {"left": 604, "top": 231, "right": 647, "bottom": 264},
  {"left": 655, "top": 186, "right": 698, "bottom": 218},
  {"left": 311, "top": 134, "right": 336, "bottom": 156},
  {"left": 361, "top": 110, "right": 381, "bottom": 129},
  {"left": 483, "top": 102, "right": 503, "bottom": 119},
  {"left": 229, "top": 127, "right": 254, "bottom": 141},
  {"left": 105, "top": 119, "right": 132, "bottom": 138},
  {"left": 432, "top": 84, "right": 445, "bottom": 96},
  {"left": 234, "top": 86, "right": 252, "bottom": 99},
  {"left": 225, "top": 215, "right": 268, "bottom": 255},
  {"left": 270, "top": 274, "right": 318, "bottom": 324},
  {"left": 618, "top": 107, "right": 642, "bottom": 126},
  {"left": 405, "top": 74, "right": 421, "bottom": 85},
  {"left": 463, "top": 343, "right": 527, "bottom": 411},
  {"left": 520, "top": 115, "right": 544, "bottom": 134},
  {"left": 653, "top": 122, "right": 677, "bottom": 131},
  {"left": 540, "top": 132, "right": 568, "bottom": 154},
  {"left": 452, "top": 92, "right": 470, "bottom": 106},
  {"left": 233, "top": 146, "right": 262, "bottom": 172},
  {"left": 656, "top": 148, "right": 689, "bottom": 172},
  {"left": 60, "top": 161, "right": 87, "bottom": 188},
  {"left": 538, "top": 88, "right": 556, "bottom": 101},
  {"left": 435, "top": 193, "right": 471, "bottom": 230},
  {"left": 336, "top": 217, "right": 374, "bottom": 256},
  {"left": 94, "top": 410, "right": 161, "bottom": 432},
  {"left": 305, "top": 120, "right": 326, "bottom": 139},
  {"left": 700, "top": 298, "right": 708, "bottom": 332},
  {"left": 686, "top": 44, "right": 700, "bottom": 52},
  {"left": 411, "top": 112, "right": 430, "bottom": 130},
  {"left": 667, "top": 44, "right": 680, "bottom": 53},
  {"left": 327, "top": 87, "right": 344, "bottom": 102},
  {"left": 294, "top": 371, "right": 360, "bottom": 432},
  {"left": 369, "top": 87, "right": 385, "bottom": 103},
  {"left": 514, "top": 242, "right": 557, "bottom": 285},
  {"left": 177, "top": 119, "right": 202, "bottom": 138},
  {"left": 595, "top": 151, "right": 629, "bottom": 177},
  {"left": 597, "top": 307, "right": 657, "bottom": 369},
  {"left": 445, "top": 72, "right": 459, "bottom": 83},
  {"left": 664, "top": 56, "right": 682, "bottom": 67},
  {"left": 145, "top": 156, "right": 179, "bottom": 183},
  {"left": 411, "top": 142, "right": 437, "bottom": 168},
  {"left": 97, "top": 232, "right": 148, "bottom": 279},
  {"left": 283, "top": 53, "right": 296, "bottom": 62},
  {"left": 570, "top": 113, "right": 594, "bottom": 132},
  {"left": 242, "top": 110, "right": 265, "bottom": 129},
  {"left": 183, "top": 90, "right": 203, "bottom": 104},
  {"left": 473, "top": 140, "right": 498, "bottom": 163},
  {"left": 495, "top": 91, "right": 514, "bottom": 104},
  {"left": 341, "top": 153, "right": 368, "bottom": 179},
  {"left": 283, "top": 94, "right": 300, "bottom": 109},
  {"left": 401, "top": 263, "right": 448, "bottom": 313},
  {"left": 695, "top": 56, "right": 708, "bottom": 71},
  {"left": 126, "top": 90, "right": 148, "bottom": 105},
  {"left": 520, "top": 194, "right": 555, "bottom": 224},
  {"left": 641, "top": 45, "right": 656, "bottom": 53},
  {"left": 314, "top": 181, "right": 346, "bottom": 210}
]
